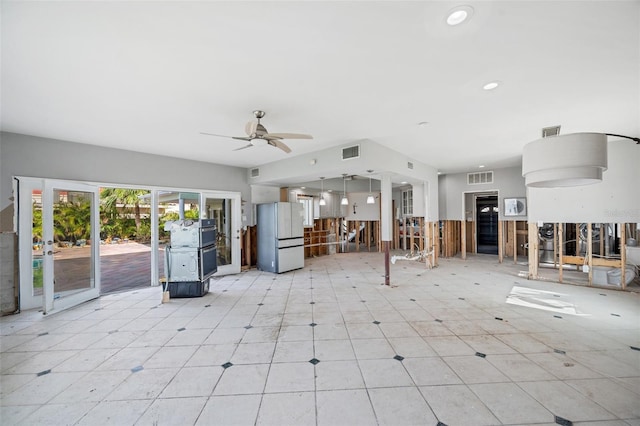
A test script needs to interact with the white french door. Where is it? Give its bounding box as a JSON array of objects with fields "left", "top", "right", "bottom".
[
  {"left": 41, "top": 180, "right": 100, "bottom": 314},
  {"left": 19, "top": 178, "right": 101, "bottom": 313},
  {"left": 202, "top": 192, "right": 242, "bottom": 275}
]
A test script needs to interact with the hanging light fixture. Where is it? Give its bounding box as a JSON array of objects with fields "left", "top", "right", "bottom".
[
  {"left": 522, "top": 132, "right": 639, "bottom": 188},
  {"left": 319, "top": 177, "right": 326, "bottom": 206},
  {"left": 341, "top": 174, "right": 349, "bottom": 205},
  {"left": 366, "top": 170, "right": 375, "bottom": 204}
]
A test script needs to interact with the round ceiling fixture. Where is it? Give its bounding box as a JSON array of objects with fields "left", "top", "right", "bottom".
[
  {"left": 446, "top": 5, "right": 474, "bottom": 26},
  {"left": 483, "top": 81, "right": 500, "bottom": 91}
]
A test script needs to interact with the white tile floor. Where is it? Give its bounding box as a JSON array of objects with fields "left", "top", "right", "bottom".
[{"left": 1, "top": 253, "right": 639, "bottom": 425}]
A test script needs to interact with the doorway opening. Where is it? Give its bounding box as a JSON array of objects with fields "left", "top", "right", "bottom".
[{"left": 476, "top": 195, "right": 499, "bottom": 255}]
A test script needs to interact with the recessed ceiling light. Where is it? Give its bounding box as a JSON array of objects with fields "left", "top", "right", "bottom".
[
  {"left": 401, "top": 181, "right": 408, "bottom": 184},
  {"left": 479, "top": 165, "right": 485, "bottom": 168},
  {"left": 300, "top": 187, "right": 306, "bottom": 189},
  {"left": 446, "top": 5, "right": 474, "bottom": 26},
  {"left": 437, "top": 172, "right": 442, "bottom": 175},
  {"left": 483, "top": 81, "right": 500, "bottom": 91}
]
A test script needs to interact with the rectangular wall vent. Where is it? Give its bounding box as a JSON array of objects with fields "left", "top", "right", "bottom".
[
  {"left": 250, "top": 168, "right": 260, "bottom": 178},
  {"left": 542, "top": 125, "right": 561, "bottom": 138},
  {"left": 407, "top": 162, "right": 414, "bottom": 170},
  {"left": 467, "top": 171, "right": 494, "bottom": 185},
  {"left": 342, "top": 145, "right": 360, "bottom": 160}
]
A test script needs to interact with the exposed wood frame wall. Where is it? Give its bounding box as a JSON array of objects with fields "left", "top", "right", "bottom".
[{"left": 528, "top": 221, "right": 633, "bottom": 291}]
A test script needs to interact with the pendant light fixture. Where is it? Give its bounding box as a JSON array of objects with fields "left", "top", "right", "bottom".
[
  {"left": 341, "top": 174, "right": 349, "bottom": 205},
  {"left": 366, "top": 170, "right": 375, "bottom": 204},
  {"left": 522, "top": 132, "right": 639, "bottom": 188},
  {"left": 319, "top": 177, "right": 326, "bottom": 206}
]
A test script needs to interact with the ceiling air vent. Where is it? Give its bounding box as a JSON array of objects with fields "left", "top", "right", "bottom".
[
  {"left": 407, "top": 161, "right": 414, "bottom": 170},
  {"left": 467, "top": 171, "right": 494, "bottom": 185},
  {"left": 250, "top": 168, "right": 260, "bottom": 178},
  {"left": 542, "top": 125, "right": 561, "bottom": 138},
  {"left": 342, "top": 145, "right": 360, "bottom": 160}
]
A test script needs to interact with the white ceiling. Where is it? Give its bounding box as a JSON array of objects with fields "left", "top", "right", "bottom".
[{"left": 2, "top": 1, "right": 639, "bottom": 177}]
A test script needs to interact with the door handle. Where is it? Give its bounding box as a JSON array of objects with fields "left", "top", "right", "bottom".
[{"left": 47, "top": 251, "right": 53, "bottom": 255}]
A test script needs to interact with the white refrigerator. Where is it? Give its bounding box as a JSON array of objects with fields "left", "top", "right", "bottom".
[{"left": 257, "top": 202, "right": 305, "bottom": 273}]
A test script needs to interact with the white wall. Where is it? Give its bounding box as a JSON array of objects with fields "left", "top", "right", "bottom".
[
  {"left": 345, "top": 192, "right": 380, "bottom": 221},
  {"left": 0, "top": 132, "right": 252, "bottom": 229},
  {"left": 527, "top": 141, "right": 640, "bottom": 223},
  {"left": 438, "top": 166, "right": 527, "bottom": 221}
]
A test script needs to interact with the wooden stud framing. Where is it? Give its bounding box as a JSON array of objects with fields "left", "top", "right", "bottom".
[
  {"left": 575, "top": 223, "right": 580, "bottom": 256},
  {"left": 419, "top": 218, "right": 424, "bottom": 252},
  {"left": 553, "top": 223, "right": 558, "bottom": 268},
  {"left": 410, "top": 220, "right": 415, "bottom": 255},
  {"left": 244, "top": 227, "right": 251, "bottom": 267},
  {"left": 621, "top": 223, "right": 627, "bottom": 290},
  {"left": 461, "top": 218, "right": 467, "bottom": 260},
  {"left": 528, "top": 222, "right": 539, "bottom": 279},
  {"left": 356, "top": 220, "right": 360, "bottom": 252},
  {"left": 497, "top": 220, "right": 504, "bottom": 263},
  {"left": 558, "top": 222, "right": 564, "bottom": 283},
  {"left": 587, "top": 222, "right": 593, "bottom": 286},
  {"left": 513, "top": 221, "right": 518, "bottom": 264},
  {"left": 433, "top": 222, "right": 439, "bottom": 266}
]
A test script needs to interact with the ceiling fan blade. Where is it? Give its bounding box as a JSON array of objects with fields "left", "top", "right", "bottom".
[
  {"left": 245, "top": 121, "right": 258, "bottom": 136},
  {"left": 269, "top": 139, "right": 292, "bottom": 153},
  {"left": 233, "top": 143, "right": 254, "bottom": 151},
  {"left": 266, "top": 133, "right": 313, "bottom": 140},
  {"left": 200, "top": 132, "right": 237, "bottom": 139},
  {"left": 232, "top": 136, "right": 252, "bottom": 141}
]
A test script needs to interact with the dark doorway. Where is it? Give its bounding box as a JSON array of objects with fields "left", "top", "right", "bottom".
[{"left": 476, "top": 196, "right": 498, "bottom": 254}]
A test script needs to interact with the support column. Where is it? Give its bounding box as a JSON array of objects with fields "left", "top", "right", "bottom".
[
  {"left": 178, "top": 198, "right": 185, "bottom": 220},
  {"left": 151, "top": 190, "right": 159, "bottom": 286},
  {"left": 380, "top": 173, "right": 393, "bottom": 286}
]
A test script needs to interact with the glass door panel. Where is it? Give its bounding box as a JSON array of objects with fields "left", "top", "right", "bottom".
[
  {"left": 42, "top": 181, "right": 100, "bottom": 314},
  {"left": 203, "top": 192, "right": 241, "bottom": 275},
  {"left": 18, "top": 178, "right": 45, "bottom": 310}
]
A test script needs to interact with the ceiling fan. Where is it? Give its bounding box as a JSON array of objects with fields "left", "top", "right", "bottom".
[{"left": 201, "top": 110, "right": 313, "bottom": 153}]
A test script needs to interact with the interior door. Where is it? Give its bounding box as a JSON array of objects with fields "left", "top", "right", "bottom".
[
  {"left": 202, "top": 192, "right": 241, "bottom": 275},
  {"left": 476, "top": 196, "right": 499, "bottom": 255},
  {"left": 42, "top": 180, "right": 100, "bottom": 314}
]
